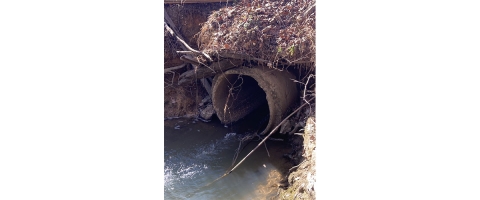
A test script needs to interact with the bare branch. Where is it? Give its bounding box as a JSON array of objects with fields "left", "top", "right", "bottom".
[
  {"left": 226, "top": 97, "right": 315, "bottom": 175},
  {"left": 180, "top": 55, "right": 202, "bottom": 65},
  {"left": 218, "top": 52, "right": 270, "bottom": 63},
  {"left": 164, "top": 64, "right": 186, "bottom": 74},
  {"left": 176, "top": 51, "right": 198, "bottom": 55},
  {"left": 303, "top": 3, "right": 315, "bottom": 17},
  {"left": 178, "top": 59, "right": 243, "bottom": 85},
  {"left": 164, "top": 9, "right": 213, "bottom": 61}
]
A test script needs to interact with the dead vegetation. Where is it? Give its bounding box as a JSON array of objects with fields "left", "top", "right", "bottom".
[{"left": 197, "top": 0, "right": 315, "bottom": 66}]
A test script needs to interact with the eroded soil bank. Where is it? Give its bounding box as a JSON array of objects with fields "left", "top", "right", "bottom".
[{"left": 277, "top": 116, "right": 316, "bottom": 199}]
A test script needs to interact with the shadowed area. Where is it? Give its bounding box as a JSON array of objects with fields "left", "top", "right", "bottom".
[{"left": 212, "top": 66, "right": 298, "bottom": 134}]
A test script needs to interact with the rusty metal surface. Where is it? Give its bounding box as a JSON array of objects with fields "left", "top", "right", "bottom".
[{"left": 212, "top": 66, "right": 298, "bottom": 135}]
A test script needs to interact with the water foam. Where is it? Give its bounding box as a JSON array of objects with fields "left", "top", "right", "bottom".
[{"left": 165, "top": 132, "right": 238, "bottom": 191}]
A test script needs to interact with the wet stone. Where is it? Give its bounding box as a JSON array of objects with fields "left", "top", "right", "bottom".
[{"left": 200, "top": 104, "right": 215, "bottom": 120}]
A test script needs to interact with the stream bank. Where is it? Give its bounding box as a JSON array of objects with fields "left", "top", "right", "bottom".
[
  {"left": 164, "top": 1, "right": 316, "bottom": 199},
  {"left": 277, "top": 116, "right": 316, "bottom": 199}
]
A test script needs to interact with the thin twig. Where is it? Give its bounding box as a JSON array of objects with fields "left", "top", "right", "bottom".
[
  {"left": 176, "top": 50, "right": 198, "bottom": 55},
  {"left": 303, "top": 3, "right": 316, "bottom": 17},
  {"left": 288, "top": 160, "right": 306, "bottom": 173},
  {"left": 164, "top": 9, "right": 213, "bottom": 61},
  {"left": 283, "top": 57, "right": 314, "bottom": 65},
  {"left": 196, "top": 97, "right": 315, "bottom": 190},
  {"left": 303, "top": 74, "right": 314, "bottom": 105},
  {"left": 165, "top": 22, "right": 210, "bottom": 60},
  {"left": 231, "top": 133, "right": 255, "bottom": 167},
  {"left": 218, "top": 52, "right": 270, "bottom": 63},
  {"left": 164, "top": 71, "right": 176, "bottom": 89},
  {"left": 264, "top": 142, "right": 270, "bottom": 157},
  {"left": 225, "top": 97, "right": 314, "bottom": 175},
  {"left": 179, "top": 55, "right": 201, "bottom": 65}
]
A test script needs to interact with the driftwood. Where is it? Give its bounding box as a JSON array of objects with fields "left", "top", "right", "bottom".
[{"left": 178, "top": 59, "right": 243, "bottom": 86}]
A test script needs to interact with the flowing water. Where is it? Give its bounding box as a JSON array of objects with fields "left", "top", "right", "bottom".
[{"left": 164, "top": 118, "right": 292, "bottom": 200}]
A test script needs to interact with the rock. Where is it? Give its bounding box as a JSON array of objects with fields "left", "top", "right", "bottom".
[
  {"left": 199, "top": 96, "right": 211, "bottom": 106},
  {"left": 200, "top": 104, "right": 215, "bottom": 120}
]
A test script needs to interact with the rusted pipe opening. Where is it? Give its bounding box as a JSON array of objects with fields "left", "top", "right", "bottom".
[
  {"left": 212, "top": 74, "right": 267, "bottom": 124},
  {"left": 212, "top": 66, "right": 298, "bottom": 134}
]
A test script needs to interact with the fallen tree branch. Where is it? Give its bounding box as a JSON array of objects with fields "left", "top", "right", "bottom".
[
  {"left": 164, "top": 22, "right": 210, "bottom": 60},
  {"left": 176, "top": 50, "right": 198, "bottom": 55},
  {"left": 164, "top": 9, "right": 213, "bottom": 61},
  {"left": 163, "top": 8, "right": 181, "bottom": 34},
  {"left": 193, "top": 98, "right": 314, "bottom": 191},
  {"left": 177, "top": 59, "right": 243, "bottom": 85},
  {"left": 218, "top": 52, "right": 270, "bottom": 63},
  {"left": 164, "top": 64, "right": 186, "bottom": 74},
  {"left": 180, "top": 55, "right": 202, "bottom": 65},
  {"left": 226, "top": 97, "right": 315, "bottom": 175}
]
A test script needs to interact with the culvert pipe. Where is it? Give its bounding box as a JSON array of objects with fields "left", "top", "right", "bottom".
[{"left": 212, "top": 66, "right": 298, "bottom": 134}]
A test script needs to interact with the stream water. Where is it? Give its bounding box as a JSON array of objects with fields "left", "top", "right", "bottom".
[{"left": 164, "top": 118, "right": 292, "bottom": 200}]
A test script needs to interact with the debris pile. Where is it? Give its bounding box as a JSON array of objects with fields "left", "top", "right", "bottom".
[{"left": 197, "top": 0, "right": 315, "bottom": 65}]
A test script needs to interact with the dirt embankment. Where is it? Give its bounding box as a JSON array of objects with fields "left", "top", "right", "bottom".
[
  {"left": 164, "top": 3, "right": 228, "bottom": 118},
  {"left": 277, "top": 116, "right": 316, "bottom": 199}
]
